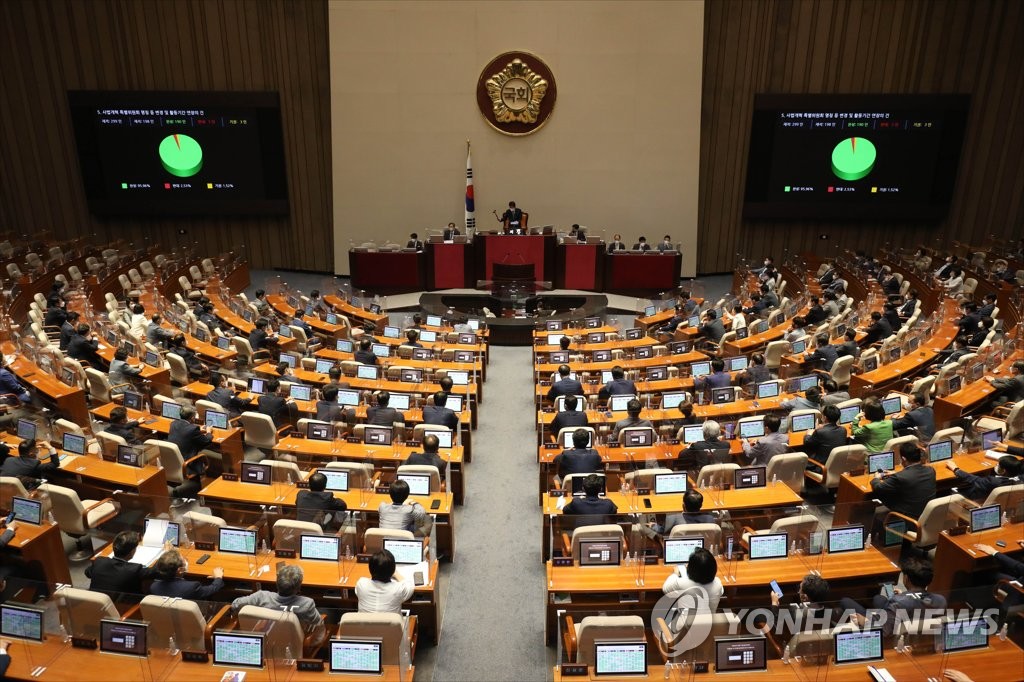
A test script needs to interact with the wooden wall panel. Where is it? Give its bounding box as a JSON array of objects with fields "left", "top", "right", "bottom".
[
  {"left": 698, "top": 0, "right": 1024, "bottom": 273},
  {"left": 0, "top": 0, "right": 332, "bottom": 272}
]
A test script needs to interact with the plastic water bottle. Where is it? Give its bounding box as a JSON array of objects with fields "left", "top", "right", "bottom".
[
  {"left": 167, "top": 635, "right": 179, "bottom": 655},
  {"left": 1001, "top": 511, "right": 1009, "bottom": 527},
  {"left": 284, "top": 644, "right": 294, "bottom": 665},
  {"left": 59, "top": 623, "right": 70, "bottom": 643},
  {"left": 790, "top": 540, "right": 798, "bottom": 555},
  {"left": 998, "top": 624, "right": 1008, "bottom": 641},
  {"left": 260, "top": 539, "right": 268, "bottom": 555},
  {"left": 895, "top": 635, "right": 906, "bottom": 653},
  {"left": 771, "top": 474, "right": 778, "bottom": 487},
  {"left": 782, "top": 644, "right": 791, "bottom": 664}
]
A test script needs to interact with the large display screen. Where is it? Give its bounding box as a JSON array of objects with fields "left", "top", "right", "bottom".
[
  {"left": 68, "top": 91, "right": 288, "bottom": 216},
  {"left": 743, "top": 94, "right": 969, "bottom": 220}
]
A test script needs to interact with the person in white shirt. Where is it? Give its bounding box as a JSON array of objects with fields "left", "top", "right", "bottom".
[
  {"left": 725, "top": 304, "right": 747, "bottom": 333},
  {"left": 355, "top": 550, "right": 415, "bottom": 614},
  {"left": 661, "top": 547, "right": 725, "bottom": 614},
  {"left": 944, "top": 267, "right": 964, "bottom": 296},
  {"left": 128, "top": 303, "right": 148, "bottom": 340}
]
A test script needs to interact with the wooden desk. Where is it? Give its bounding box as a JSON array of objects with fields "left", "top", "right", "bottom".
[
  {"left": 931, "top": 521, "right": 1024, "bottom": 593},
  {"left": 849, "top": 319, "right": 958, "bottom": 398},
  {"left": 933, "top": 351, "right": 1022, "bottom": 427},
  {"left": 604, "top": 252, "right": 681, "bottom": 293},
  {"left": 50, "top": 453, "right": 169, "bottom": 515},
  {"left": 94, "top": 341, "right": 171, "bottom": 396},
  {"left": 2, "top": 344, "right": 89, "bottom": 426},
  {"left": 252, "top": 362, "right": 481, "bottom": 403},
  {"left": 349, "top": 249, "right": 425, "bottom": 292},
  {"left": 273, "top": 435, "right": 466, "bottom": 505},
  {"left": 543, "top": 548, "right": 899, "bottom": 644},
  {"left": 198, "top": 477, "right": 456, "bottom": 561},
  {"left": 720, "top": 308, "right": 809, "bottom": 357},
  {"left": 534, "top": 350, "right": 708, "bottom": 376},
  {"left": 267, "top": 294, "right": 348, "bottom": 339},
  {"left": 323, "top": 294, "right": 390, "bottom": 329},
  {"left": 314, "top": 346, "right": 484, "bottom": 382},
  {"left": 89, "top": 403, "right": 245, "bottom": 473},
  {"left": 1, "top": 515, "right": 72, "bottom": 588}
]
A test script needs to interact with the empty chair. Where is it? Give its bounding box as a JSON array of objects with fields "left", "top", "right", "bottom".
[
  {"left": 655, "top": 612, "right": 741, "bottom": 664},
  {"left": 363, "top": 528, "right": 417, "bottom": 555},
  {"left": 694, "top": 463, "right": 740, "bottom": 488},
  {"left": 140, "top": 594, "right": 232, "bottom": 652},
  {"left": 237, "top": 605, "right": 321, "bottom": 659},
  {"left": 146, "top": 439, "right": 208, "bottom": 501},
  {"left": 189, "top": 265, "right": 208, "bottom": 288},
  {"left": 563, "top": 615, "right": 645, "bottom": 665},
  {"left": 182, "top": 511, "right": 227, "bottom": 547},
  {"left": 930, "top": 426, "right": 964, "bottom": 445},
  {"left": 272, "top": 519, "right": 323, "bottom": 552},
  {"left": 623, "top": 467, "right": 675, "bottom": 490},
  {"left": 829, "top": 355, "right": 856, "bottom": 386},
  {"left": 85, "top": 367, "right": 127, "bottom": 403},
  {"left": 884, "top": 494, "right": 966, "bottom": 550},
  {"left": 764, "top": 340, "right": 789, "bottom": 371},
  {"left": 337, "top": 612, "right": 415, "bottom": 667},
  {"left": 766, "top": 452, "right": 809, "bottom": 493},
  {"left": 564, "top": 524, "right": 625, "bottom": 560},
  {"left": 55, "top": 586, "right": 122, "bottom": 639},
  {"left": 259, "top": 458, "right": 304, "bottom": 483},
  {"left": 232, "top": 336, "right": 271, "bottom": 366},
  {"left": 742, "top": 514, "right": 820, "bottom": 546},
  {"left": 40, "top": 483, "right": 118, "bottom": 560},
  {"left": 165, "top": 352, "right": 190, "bottom": 385},
  {"left": 0, "top": 476, "right": 30, "bottom": 512},
  {"left": 238, "top": 411, "right": 288, "bottom": 455},
  {"left": 804, "top": 444, "right": 869, "bottom": 490},
  {"left": 883, "top": 434, "right": 919, "bottom": 453},
  {"left": 668, "top": 523, "right": 722, "bottom": 551}
]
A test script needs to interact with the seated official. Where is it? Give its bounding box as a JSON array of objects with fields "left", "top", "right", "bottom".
[
  {"left": 366, "top": 390, "right": 404, "bottom": 427},
  {"left": 377, "top": 479, "right": 428, "bottom": 535},
  {"left": 611, "top": 399, "right": 654, "bottom": 442},
  {"left": 973, "top": 543, "right": 1024, "bottom": 623},
  {"left": 870, "top": 442, "right": 936, "bottom": 520},
  {"left": 632, "top": 236, "right": 651, "bottom": 251},
  {"left": 969, "top": 317, "right": 994, "bottom": 347},
  {"left": 551, "top": 394, "right": 589, "bottom": 438},
  {"left": 933, "top": 336, "right": 971, "bottom": 369},
  {"left": 108, "top": 347, "right": 143, "bottom": 393},
  {"left": 403, "top": 329, "right": 422, "bottom": 348},
  {"left": 677, "top": 421, "right": 730, "bottom": 471},
  {"left": 149, "top": 549, "right": 224, "bottom": 599},
  {"left": 0, "top": 359, "right": 31, "bottom": 405},
  {"left": 290, "top": 309, "right": 314, "bottom": 336},
  {"left": 742, "top": 414, "right": 788, "bottom": 467},
  {"left": 743, "top": 293, "right": 768, "bottom": 317},
  {"left": 821, "top": 291, "right": 841, "bottom": 318},
  {"left": 852, "top": 397, "right": 894, "bottom": 453},
  {"left": 105, "top": 405, "right": 142, "bottom": 444},
  {"left": 803, "top": 405, "right": 849, "bottom": 471},
  {"left": 0, "top": 439, "right": 60, "bottom": 478},
  {"left": 758, "top": 574, "right": 837, "bottom": 637},
  {"left": 316, "top": 385, "right": 346, "bottom": 423},
  {"left": 820, "top": 379, "right": 850, "bottom": 406},
  {"left": 296, "top": 472, "right": 348, "bottom": 526},
  {"left": 839, "top": 557, "right": 946, "bottom": 636},
  {"left": 805, "top": 296, "right": 827, "bottom": 325},
  {"left": 354, "top": 338, "right": 378, "bottom": 366},
  {"left": 85, "top": 530, "right": 163, "bottom": 601},
  {"left": 657, "top": 235, "right": 674, "bottom": 252},
  {"left": 248, "top": 317, "right": 279, "bottom": 352},
  {"left": 759, "top": 283, "right": 779, "bottom": 309},
  {"left": 146, "top": 314, "right": 174, "bottom": 347},
  {"left": 670, "top": 401, "right": 700, "bottom": 437},
  {"left": 44, "top": 300, "right": 68, "bottom": 328},
  {"left": 699, "top": 309, "right": 726, "bottom": 344},
  {"left": 252, "top": 289, "right": 270, "bottom": 315},
  {"left": 500, "top": 200, "right": 524, "bottom": 233},
  {"left": 554, "top": 428, "right": 603, "bottom": 479},
  {"left": 422, "top": 390, "right": 458, "bottom": 431},
  {"left": 987, "top": 360, "right": 1024, "bottom": 405},
  {"left": 405, "top": 434, "right": 448, "bottom": 477},
  {"left": 547, "top": 364, "right": 583, "bottom": 403},
  {"left": 661, "top": 489, "right": 715, "bottom": 534},
  {"left": 804, "top": 333, "right": 839, "bottom": 372},
  {"left": 695, "top": 358, "right": 731, "bottom": 392},
  {"left": 562, "top": 473, "right": 618, "bottom": 520},
  {"left": 978, "top": 292, "right": 997, "bottom": 319},
  {"left": 661, "top": 548, "right": 724, "bottom": 613},
  {"left": 232, "top": 564, "right": 323, "bottom": 631},
  {"left": 598, "top": 366, "right": 636, "bottom": 402},
  {"left": 780, "top": 385, "right": 823, "bottom": 414},
  {"left": 442, "top": 222, "right": 460, "bottom": 241},
  {"left": 207, "top": 372, "right": 253, "bottom": 418},
  {"left": 883, "top": 302, "right": 902, "bottom": 333},
  {"left": 169, "top": 333, "right": 210, "bottom": 380},
  {"left": 738, "top": 353, "right": 770, "bottom": 386},
  {"left": 947, "top": 455, "right": 1022, "bottom": 503},
  {"left": 891, "top": 393, "right": 935, "bottom": 441},
  {"left": 657, "top": 304, "right": 690, "bottom": 336},
  {"left": 861, "top": 311, "right": 893, "bottom": 346},
  {"left": 199, "top": 303, "right": 221, "bottom": 333},
  {"left": 405, "top": 232, "right": 424, "bottom": 250},
  {"left": 355, "top": 550, "right": 415, "bottom": 614},
  {"left": 67, "top": 322, "right": 104, "bottom": 367},
  {"left": 606, "top": 233, "right": 626, "bottom": 252},
  {"left": 257, "top": 378, "right": 297, "bottom": 428},
  {"left": 785, "top": 316, "right": 809, "bottom": 344},
  {"left": 167, "top": 405, "right": 215, "bottom": 498},
  {"left": 58, "top": 311, "right": 80, "bottom": 350}
]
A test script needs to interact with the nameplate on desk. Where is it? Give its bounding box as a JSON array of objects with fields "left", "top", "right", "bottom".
[
  {"left": 356, "top": 553, "right": 372, "bottom": 564},
  {"left": 636, "top": 488, "right": 650, "bottom": 496},
  {"left": 295, "top": 481, "right": 309, "bottom": 489},
  {"left": 377, "top": 485, "right": 390, "bottom": 495},
  {"left": 543, "top": 443, "right": 560, "bottom": 449},
  {"left": 560, "top": 664, "right": 588, "bottom": 676},
  {"left": 222, "top": 473, "right": 238, "bottom": 482},
  {"left": 586, "top": 377, "right": 599, "bottom": 384},
  {"left": 541, "top": 407, "right": 554, "bottom": 413},
  {"left": 405, "top": 440, "right": 422, "bottom": 447},
  {"left": 194, "top": 541, "right": 215, "bottom": 551},
  {"left": 549, "top": 489, "right": 563, "bottom": 497},
  {"left": 274, "top": 549, "right": 296, "bottom": 558},
  {"left": 693, "top": 660, "right": 710, "bottom": 674},
  {"left": 552, "top": 557, "right": 573, "bottom": 567},
  {"left": 643, "top": 554, "right": 659, "bottom": 565},
  {"left": 182, "top": 650, "right": 209, "bottom": 663},
  {"left": 607, "top": 442, "right": 621, "bottom": 448},
  {"left": 297, "top": 659, "right": 325, "bottom": 672},
  {"left": 346, "top": 437, "right": 361, "bottom": 443},
  {"left": 71, "top": 637, "right": 97, "bottom": 649},
  {"left": 666, "top": 439, "right": 680, "bottom": 445},
  {"left": 540, "top": 381, "right": 551, "bottom": 386},
  {"left": 948, "top": 525, "right": 968, "bottom": 536}
]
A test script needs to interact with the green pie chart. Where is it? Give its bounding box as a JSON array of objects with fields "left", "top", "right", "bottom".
[
  {"left": 831, "top": 137, "right": 876, "bottom": 181},
  {"left": 158, "top": 133, "right": 203, "bottom": 178}
]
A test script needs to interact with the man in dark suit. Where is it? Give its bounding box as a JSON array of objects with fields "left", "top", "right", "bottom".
[
  {"left": 934, "top": 336, "right": 971, "bottom": 369},
  {"left": 0, "top": 439, "right": 60, "bottom": 478},
  {"left": 406, "top": 233, "right": 424, "bottom": 250},
  {"left": 898, "top": 290, "right": 919, "bottom": 319},
  {"left": 85, "top": 531, "right": 163, "bottom": 600},
  {"left": 550, "top": 394, "right": 589, "bottom": 439},
  {"left": 699, "top": 309, "right": 726, "bottom": 344},
  {"left": 818, "top": 262, "right": 836, "bottom": 286},
  {"left": 248, "top": 317, "right": 279, "bottom": 352},
  {"left": 948, "top": 455, "right": 1022, "bottom": 503},
  {"left": 442, "top": 222, "right": 460, "bottom": 241},
  {"left": 167, "top": 405, "right": 214, "bottom": 498},
  {"left": 44, "top": 301, "right": 68, "bottom": 328},
  {"left": 315, "top": 385, "right": 346, "bottom": 423},
  {"left": 658, "top": 304, "right": 690, "bottom": 336},
  {"left": 743, "top": 293, "right": 769, "bottom": 316},
  {"left": 58, "top": 311, "right": 79, "bottom": 350},
  {"left": 805, "top": 296, "right": 827, "bottom": 325},
  {"left": 611, "top": 399, "right": 654, "bottom": 442},
  {"left": 547, "top": 364, "right": 583, "bottom": 403},
  {"left": 988, "top": 360, "right": 1024, "bottom": 404},
  {"left": 870, "top": 443, "right": 937, "bottom": 520},
  {"left": 149, "top": 549, "right": 224, "bottom": 599},
  {"left": 422, "top": 391, "right": 458, "bottom": 431},
  {"left": 978, "top": 292, "right": 997, "bottom": 319},
  {"left": 404, "top": 330, "right": 423, "bottom": 348},
  {"left": 662, "top": 490, "right": 716, "bottom": 534},
  {"left": 606, "top": 234, "right": 626, "bottom": 253},
  {"left": 956, "top": 302, "right": 981, "bottom": 335},
  {"left": 892, "top": 393, "right": 935, "bottom": 441},
  {"left": 632, "top": 237, "right": 651, "bottom": 251},
  {"left": 354, "top": 338, "right": 378, "bottom": 365},
  {"left": 296, "top": 472, "right": 348, "bottom": 526},
  {"left": 105, "top": 406, "right": 142, "bottom": 445},
  {"left": 677, "top": 421, "right": 731, "bottom": 472},
  {"left": 500, "top": 201, "right": 524, "bottom": 234},
  {"left": 801, "top": 405, "right": 848, "bottom": 471},
  {"left": 804, "top": 333, "right": 839, "bottom": 372},
  {"left": 883, "top": 303, "right": 902, "bottom": 332},
  {"left": 405, "top": 434, "right": 448, "bottom": 477},
  {"left": 598, "top": 366, "right": 637, "bottom": 403},
  {"left": 554, "top": 428, "right": 603, "bottom": 479},
  {"left": 206, "top": 372, "right": 252, "bottom": 417},
  {"left": 969, "top": 318, "right": 994, "bottom": 347},
  {"left": 366, "top": 390, "right": 404, "bottom": 427},
  {"left": 861, "top": 311, "right": 892, "bottom": 345},
  {"left": 67, "top": 323, "right": 104, "bottom": 367},
  {"left": 562, "top": 474, "right": 617, "bottom": 520},
  {"left": 257, "top": 378, "right": 296, "bottom": 428}
]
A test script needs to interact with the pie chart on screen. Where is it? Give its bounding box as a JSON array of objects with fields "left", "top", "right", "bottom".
[
  {"left": 159, "top": 133, "right": 203, "bottom": 178},
  {"left": 831, "top": 137, "right": 876, "bottom": 181}
]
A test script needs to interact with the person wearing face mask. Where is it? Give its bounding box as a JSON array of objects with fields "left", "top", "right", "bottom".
[
  {"left": 607, "top": 233, "right": 626, "bottom": 253},
  {"left": 443, "top": 222, "right": 460, "bottom": 241},
  {"left": 657, "top": 235, "right": 674, "bottom": 252}
]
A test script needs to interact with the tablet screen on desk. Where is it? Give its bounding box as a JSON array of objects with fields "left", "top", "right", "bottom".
[
  {"left": 594, "top": 641, "right": 646, "bottom": 676},
  {"left": 388, "top": 392, "right": 411, "bottom": 411},
  {"left": 123, "top": 391, "right": 144, "bottom": 411},
  {"left": 11, "top": 496, "right": 41, "bottom": 525},
  {"left": 867, "top": 451, "right": 894, "bottom": 473},
  {"left": 690, "top": 361, "right": 711, "bottom": 378},
  {"left": 927, "top": 439, "right": 953, "bottom": 463},
  {"left": 320, "top": 469, "right": 349, "bottom": 491},
  {"left": 1, "top": 602, "right": 44, "bottom": 641},
  {"left": 980, "top": 429, "right": 1003, "bottom": 451},
  {"left": 100, "top": 619, "right": 147, "bottom": 656},
  {"left": 942, "top": 617, "right": 990, "bottom": 653},
  {"left": 382, "top": 538, "right": 423, "bottom": 565},
  {"left": 371, "top": 343, "right": 390, "bottom": 358},
  {"left": 661, "top": 391, "right": 685, "bottom": 409},
  {"left": 756, "top": 382, "right": 780, "bottom": 399},
  {"left": 205, "top": 410, "right": 229, "bottom": 430},
  {"left": 240, "top": 462, "right": 271, "bottom": 485},
  {"left": 307, "top": 422, "right": 332, "bottom": 441},
  {"left": 330, "top": 639, "right": 383, "bottom": 675},
  {"left": 727, "top": 356, "right": 748, "bottom": 372},
  {"left": 635, "top": 346, "right": 653, "bottom": 359},
  {"left": 790, "top": 412, "right": 817, "bottom": 433},
  {"left": 790, "top": 339, "right": 807, "bottom": 355},
  {"left": 423, "top": 429, "right": 453, "bottom": 449},
  {"left": 289, "top": 384, "right": 312, "bottom": 401},
  {"left": 827, "top": 525, "right": 864, "bottom": 553},
  {"left": 647, "top": 366, "right": 668, "bottom": 382},
  {"left": 216, "top": 336, "right": 232, "bottom": 350},
  {"left": 833, "top": 629, "right": 883, "bottom": 665},
  {"left": 447, "top": 371, "right": 469, "bottom": 385},
  {"left": 396, "top": 473, "right": 430, "bottom": 496},
  {"left": 455, "top": 350, "right": 474, "bottom": 363},
  {"left": 116, "top": 444, "right": 144, "bottom": 467},
  {"left": 213, "top": 631, "right": 264, "bottom": 668},
  {"left": 734, "top": 467, "right": 766, "bottom": 489},
  {"left": 664, "top": 536, "right": 703, "bottom": 565},
  {"left": 445, "top": 395, "right": 463, "bottom": 412},
  {"left": 594, "top": 351, "right": 611, "bottom": 364},
  {"left": 578, "top": 538, "right": 621, "bottom": 567},
  {"left": 682, "top": 425, "right": 704, "bottom": 444},
  {"left": 419, "top": 330, "right": 437, "bottom": 343},
  {"left": 654, "top": 472, "right": 688, "bottom": 495},
  {"left": 357, "top": 365, "right": 379, "bottom": 380},
  {"left": 383, "top": 326, "right": 400, "bottom": 339},
  {"left": 62, "top": 432, "right": 86, "bottom": 456},
  {"left": 970, "top": 504, "right": 1001, "bottom": 533},
  {"left": 426, "top": 315, "right": 442, "bottom": 327},
  {"left": 16, "top": 419, "right": 36, "bottom": 441},
  {"left": 839, "top": 405, "right": 859, "bottom": 425},
  {"left": 161, "top": 401, "right": 182, "bottom": 420},
  {"left": 363, "top": 426, "right": 392, "bottom": 445},
  {"left": 738, "top": 419, "right": 765, "bottom": 439},
  {"left": 626, "top": 328, "right": 643, "bottom": 340},
  {"left": 609, "top": 394, "right": 634, "bottom": 412},
  {"left": 748, "top": 532, "right": 787, "bottom": 560},
  {"left": 881, "top": 396, "right": 903, "bottom": 416},
  {"left": 336, "top": 339, "right": 354, "bottom": 353},
  {"left": 337, "top": 389, "right": 360, "bottom": 407},
  {"left": 300, "top": 534, "right": 339, "bottom": 561},
  {"left": 218, "top": 527, "right": 257, "bottom": 555},
  {"left": 714, "top": 636, "right": 767, "bottom": 673}
]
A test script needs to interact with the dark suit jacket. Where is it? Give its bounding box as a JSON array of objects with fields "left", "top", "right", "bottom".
[
  {"left": 555, "top": 448, "right": 604, "bottom": 478},
  {"left": 806, "top": 344, "right": 839, "bottom": 371},
  {"left": 405, "top": 450, "right": 448, "bottom": 477},
  {"left": 257, "top": 394, "right": 292, "bottom": 427},
  {"left": 106, "top": 422, "right": 141, "bottom": 445},
  {"left": 700, "top": 319, "right": 726, "bottom": 343},
  {"left": 805, "top": 305, "right": 827, "bottom": 324},
  {"left": 870, "top": 463, "right": 936, "bottom": 519},
  {"left": 86, "top": 555, "right": 157, "bottom": 599},
  {"left": 547, "top": 377, "right": 584, "bottom": 402},
  {"left": 551, "top": 410, "right": 589, "bottom": 437},
  {"left": 422, "top": 404, "right": 458, "bottom": 431},
  {"left": 953, "top": 469, "right": 1019, "bottom": 503},
  {"left": 0, "top": 451, "right": 60, "bottom": 478},
  {"left": 366, "top": 406, "right": 404, "bottom": 426},
  {"left": 354, "top": 349, "right": 378, "bottom": 365},
  {"left": 991, "top": 374, "right": 1024, "bottom": 402},
  {"left": 296, "top": 489, "right": 348, "bottom": 524},
  {"left": 598, "top": 378, "right": 637, "bottom": 401},
  {"left": 677, "top": 440, "right": 730, "bottom": 471},
  {"left": 0, "top": 651, "right": 8, "bottom": 677},
  {"left": 837, "top": 340, "right": 859, "bottom": 358},
  {"left": 863, "top": 319, "right": 892, "bottom": 345},
  {"left": 249, "top": 328, "right": 275, "bottom": 351},
  {"left": 167, "top": 419, "right": 213, "bottom": 470},
  {"left": 802, "top": 424, "right": 849, "bottom": 464},
  {"left": 563, "top": 495, "right": 617, "bottom": 516},
  {"left": 892, "top": 407, "right": 935, "bottom": 441},
  {"left": 207, "top": 386, "right": 251, "bottom": 416},
  {"left": 149, "top": 576, "right": 224, "bottom": 600},
  {"left": 315, "top": 400, "right": 345, "bottom": 422},
  {"left": 67, "top": 334, "right": 103, "bottom": 366},
  {"left": 59, "top": 320, "right": 75, "bottom": 350}
]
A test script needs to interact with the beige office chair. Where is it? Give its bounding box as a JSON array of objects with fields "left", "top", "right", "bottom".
[
  {"left": 146, "top": 439, "right": 208, "bottom": 495},
  {"left": 668, "top": 523, "right": 722, "bottom": 551},
  {"left": 412, "top": 423, "right": 452, "bottom": 443},
  {"left": 955, "top": 483, "right": 1024, "bottom": 523},
  {"left": 829, "top": 355, "right": 856, "bottom": 386},
  {"left": 804, "top": 444, "right": 868, "bottom": 491},
  {"left": 554, "top": 426, "right": 595, "bottom": 447},
  {"left": 929, "top": 427, "right": 964, "bottom": 445},
  {"left": 655, "top": 612, "right": 741, "bottom": 664},
  {"left": 742, "top": 514, "right": 820, "bottom": 546},
  {"left": 40, "top": 483, "right": 118, "bottom": 561},
  {"left": 883, "top": 434, "right": 918, "bottom": 454},
  {"left": 237, "top": 606, "right": 326, "bottom": 659},
  {"left": 363, "top": 528, "right": 417, "bottom": 555},
  {"left": 55, "top": 586, "right": 122, "bottom": 639},
  {"left": 395, "top": 464, "right": 442, "bottom": 493},
  {"left": 259, "top": 458, "right": 305, "bottom": 483},
  {"left": 231, "top": 336, "right": 271, "bottom": 367},
  {"left": 695, "top": 463, "right": 740, "bottom": 488},
  {"left": 0, "top": 476, "right": 30, "bottom": 512},
  {"left": 165, "top": 352, "right": 190, "bottom": 386},
  {"left": 140, "top": 594, "right": 232, "bottom": 652},
  {"left": 325, "top": 461, "right": 376, "bottom": 489},
  {"left": 95, "top": 430, "right": 128, "bottom": 459},
  {"left": 564, "top": 524, "right": 625, "bottom": 561},
  {"left": 564, "top": 615, "right": 645, "bottom": 665},
  {"left": 763, "top": 340, "right": 789, "bottom": 371},
  {"left": 974, "top": 400, "right": 1023, "bottom": 441},
  {"left": 884, "top": 494, "right": 966, "bottom": 550},
  {"left": 238, "top": 411, "right": 288, "bottom": 455},
  {"left": 85, "top": 367, "right": 129, "bottom": 403},
  {"left": 623, "top": 468, "right": 674, "bottom": 490},
  {"left": 766, "top": 452, "right": 808, "bottom": 493},
  {"left": 272, "top": 519, "right": 323, "bottom": 552},
  {"left": 337, "top": 612, "right": 416, "bottom": 667},
  {"left": 182, "top": 511, "right": 227, "bottom": 547}
]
